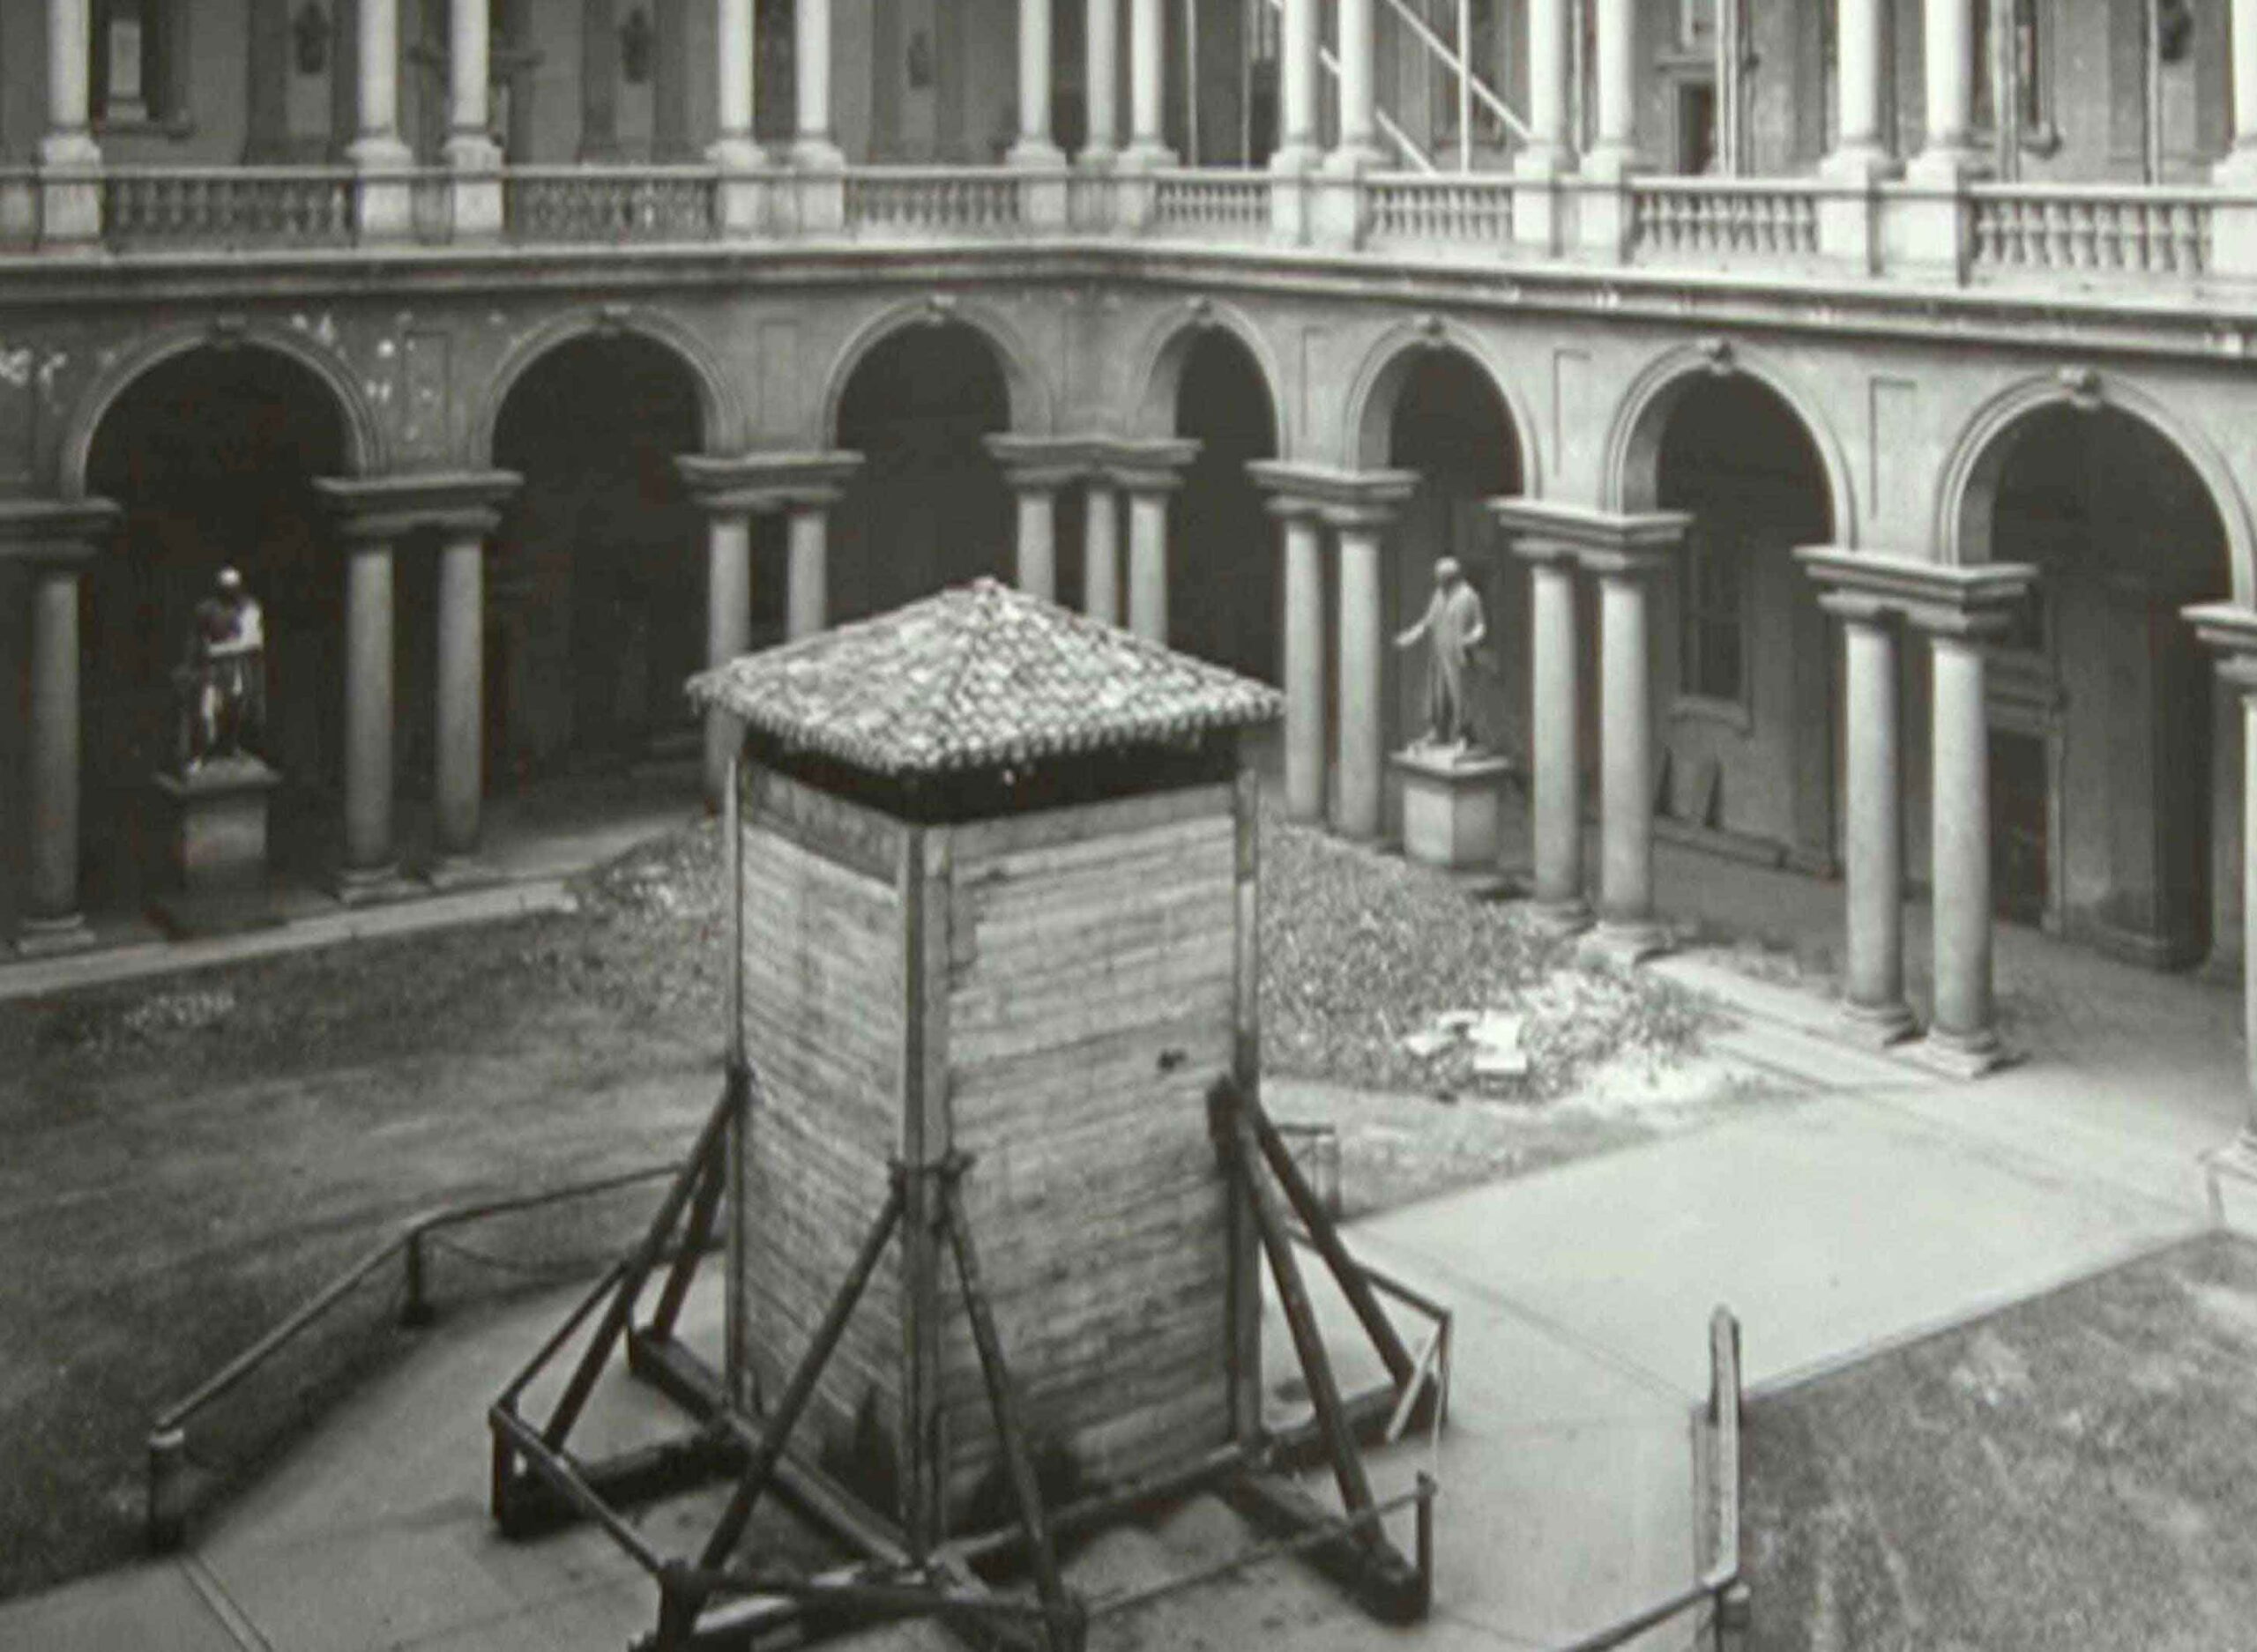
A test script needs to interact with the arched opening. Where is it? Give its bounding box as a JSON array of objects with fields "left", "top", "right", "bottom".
[
  {"left": 1648, "top": 375, "right": 1838, "bottom": 873},
  {"left": 1976, "top": 406, "right": 2231, "bottom": 966},
  {"left": 1383, "top": 349, "right": 1523, "bottom": 778},
  {"left": 832, "top": 323, "right": 1015, "bottom": 620},
  {"left": 490, "top": 333, "right": 710, "bottom": 783},
  {"left": 84, "top": 346, "right": 349, "bottom": 903},
  {"left": 1168, "top": 331, "right": 1281, "bottom": 681}
]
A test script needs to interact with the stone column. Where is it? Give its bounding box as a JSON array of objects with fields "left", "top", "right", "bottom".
[
  {"left": 2187, "top": 606, "right": 2257, "bottom": 1163},
  {"left": 40, "top": 0, "right": 102, "bottom": 242},
  {"left": 19, "top": 561, "right": 90, "bottom": 952},
  {"left": 704, "top": 510, "right": 755, "bottom": 803},
  {"left": 341, "top": 537, "right": 400, "bottom": 899},
  {"left": 348, "top": 0, "right": 413, "bottom": 237},
  {"left": 1522, "top": 543, "right": 1587, "bottom": 930},
  {"left": 445, "top": 0, "right": 504, "bottom": 235},
  {"left": 432, "top": 532, "right": 488, "bottom": 878},
  {"left": 1828, "top": 597, "right": 1915, "bottom": 1042},
  {"left": 989, "top": 441, "right": 1085, "bottom": 605},
  {"left": 1332, "top": 510, "right": 1389, "bottom": 842},
  {"left": 1920, "top": 623, "right": 2001, "bottom": 1070},
  {"left": 1123, "top": 0, "right": 1173, "bottom": 166},
  {"left": 1829, "top": 0, "right": 1891, "bottom": 175},
  {"left": 1911, "top": 0, "right": 1978, "bottom": 179},
  {"left": 1084, "top": 480, "right": 1121, "bottom": 626},
  {"left": 1588, "top": 546, "right": 1675, "bottom": 957},
  {"left": 1010, "top": 0, "right": 1065, "bottom": 167},
  {"left": 794, "top": 0, "right": 841, "bottom": 167},
  {"left": 1012, "top": 486, "right": 1061, "bottom": 601},
  {"left": 1276, "top": 503, "right": 1327, "bottom": 824},
  {"left": 1328, "top": 0, "right": 1382, "bottom": 172},
  {"left": 1512, "top": 0, "right": 1575, "bottom": 251},
  {"left": 714, "top": 0, "right": 760, "bottom": 162},
  {"left": 1084, "top": 0, "right": 1121, "bottom": 164},
  {"left": 1272, "top": 0, "right": 1321, "bottom": 171},
  {"left": 1125, "top": 480, "right": 1176, "bottom": 643},
  {"left": 786, "top": 500, "right": 831, "bottom": 642},
  {"left": 2223, "top": 0, "right": 2257, "bottom": 181},
  {"left": 1584, "top": 0, "right": 1639, "bottom": 178}
]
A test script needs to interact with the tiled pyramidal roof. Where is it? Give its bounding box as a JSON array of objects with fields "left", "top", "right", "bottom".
[{"left": 688, "top": 578, "right": 1282, "bottom": 777}]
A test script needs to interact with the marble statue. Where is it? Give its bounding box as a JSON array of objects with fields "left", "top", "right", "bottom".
[
  {"left": 1395, "top": 555, "right": 1487, "bottom": 755},
  {"left": 176, "top": 567, "right": 266, "bottom": 772}
]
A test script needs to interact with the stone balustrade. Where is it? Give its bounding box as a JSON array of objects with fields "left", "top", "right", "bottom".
[{"left": 7, "top": 160, "right": 2257, "bottom": 294}]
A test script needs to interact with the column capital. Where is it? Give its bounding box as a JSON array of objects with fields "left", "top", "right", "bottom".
[
  {"left": 984, "top": 435, "right": 1104, "bottom": 492},
  {"left": 677, "top": 450, "right": 865, "bottom": 513},
  {"left": 1491, "top": 498, "right": 1688, "bottom": 574},
  {"left": 1796, "top": 546, "right": 2036, "bottom": 638},
  {"left": 315, "top": 472, "right": 521, "bottom": 541},
  {"left": 1102, "top": 436, "right": 1200, "bottom": 495},
  {"left": 1247, "top": 460, "right": 1417, "bottom": 526},
  {"left": 0, "top": 497, "right": 120, "bottom": 566}
]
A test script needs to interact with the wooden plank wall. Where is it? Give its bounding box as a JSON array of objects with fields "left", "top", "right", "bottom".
[
  {"left": 936, "top": 783, "right": 1242, "bottom": 1503},
  {"left": 737, "top": 770, "right": 909, "bottom": 1479}
]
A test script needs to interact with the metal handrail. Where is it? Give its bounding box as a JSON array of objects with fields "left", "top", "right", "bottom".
[
  {"left": 1545, "top": 1306, "right": 1747, "bottom": 1652},
  {"left": 146, "top": 1160, "right": 683, "bottom": 1549}
]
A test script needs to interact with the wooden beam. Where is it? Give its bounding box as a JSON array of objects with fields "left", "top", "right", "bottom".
[{"left": 1221, "top": 1471, "right": 1427, "bottom": 1626}]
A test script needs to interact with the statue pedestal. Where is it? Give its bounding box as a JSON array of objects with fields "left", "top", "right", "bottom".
[
  {"left": 1394, "top": 747, "right": 1516, "bottom": 871},
  {"left": 149, "top": 757, "right": 285, "bottom": 937}
]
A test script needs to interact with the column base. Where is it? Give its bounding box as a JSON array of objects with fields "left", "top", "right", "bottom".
[
  {"left": 12, "top": 913, "right": 96, "bottom": 959},
  {"left": 1523, "top": 896, "right": 1593, "bottom": 940},
  {"left": 445, "top": 138, "right": 505, "bottom": 239},
  {"left": 1579, "top": 919, "right": 1672, "bottom": 971},
  {"left": 2203, "top": 1132, "right": 2257, "bottom": 1234},
  {"left": 35, "top": 133, "right": 104, "bottom": 246},
  {"left": 1903, "top": 1024, "right": 2017, "bottom": 1080},
  {"left": 333, "top": 862, "right": 416, "bottom": 908},
  {"left": 423, "top": 854, "right": 503, "bottom": 894},
  {"left": 1116, "top": 141, "right": 1178, "bottom": 172},
  {"left": 348, "top": 137, "right": 416, "bottom": 241},
  {"left": 1836, "top": 996, "right": 1919, "bottom": 1049},
  {"left": 1007, "top": 137, "right": 1069, "bottom": 170}
]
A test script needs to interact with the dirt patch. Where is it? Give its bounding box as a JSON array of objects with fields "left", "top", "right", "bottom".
[{"left": 1741, "top": 1234, "right": 2257, "bottom": 1652}]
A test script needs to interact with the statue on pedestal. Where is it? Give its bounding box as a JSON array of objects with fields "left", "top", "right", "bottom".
[
  {"left": 1395, "top": 555, "right": 1488, "bottom": 756},
  {"left": 175, "top": 567, "right": 266, "bottom": 773}
]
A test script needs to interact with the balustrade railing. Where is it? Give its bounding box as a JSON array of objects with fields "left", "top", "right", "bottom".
[
  {"left": 1150, "top": 170, "right": 1273, "bottom": 238},
  {"left": 1630, "top": 178, "right": 1821, "bottom": 260},
  {"left": 102, "top": 167, "right": 357, "bottom": 249},
  {"left": 1367, "top": 174, "right": 1513, "bottom": 248},
  {"left": 11, "top": 158, "right": 2256, "bottom": 295},
  {"left": 503, "top": 167, "right": 723, "bottom": 243},
  {"left": 1970, "top": 185, "right": 2212, "bottom": 278},
  {"left": 845, "top": 168, "right": 1029, "bottom": 234}
]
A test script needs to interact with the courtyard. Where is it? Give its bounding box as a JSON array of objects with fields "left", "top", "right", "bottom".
[{"left": 1, "top": 787, "right": 2253, "bottom": 1649}]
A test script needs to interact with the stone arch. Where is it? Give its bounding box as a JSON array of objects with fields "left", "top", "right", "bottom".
[
  {"left": 59, "top": 320, "right": 383, "bottom": 497},
  {"left": 471, "top": 306, "right": 743, "bottom": 465},
  {"left": 1940, "top": 370, "right": 2257, "bottom": 603},
  {"left": 1339, "top": 317, "right": 1538, "bottom": 487},
  {"left": 1125, "top": 300, "right": 1287, "bottom": 450},
  {"left": 820, "top": 296, "right": 1054, "bottom": 443},
  {"left": 1606, "top": 339, "right": 1856, "bottom": 542}
]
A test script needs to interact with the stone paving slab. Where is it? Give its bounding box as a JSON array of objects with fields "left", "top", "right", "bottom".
[{"left": 0, "top": 1561, "right": 250, "bottom": 1652}]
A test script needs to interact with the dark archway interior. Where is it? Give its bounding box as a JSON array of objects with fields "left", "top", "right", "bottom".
[
  {"left": 1170, "top": 331, "right": 1280, "bottom": 681},
  {"left": 84, "top": 346, "right": 348, "bottom": 900},
  {"left": 834, "top": 323, "right": 1014, "bottom": 621},
  {"left": 1652, "top": 375, "right": 1836, "bottom": 867},
  {"left": 492, "top": 334, "right": 707, "bottom": 782},
  {"left": 1386, "top": 351, "right": 1522, "bottom": 761},
  {"left": 1986, "top": 406, "right": 2231, "bottom": 960}
]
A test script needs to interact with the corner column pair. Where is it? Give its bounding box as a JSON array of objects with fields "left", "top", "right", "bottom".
[
  {"left": 1492, "top": 502, "right": 1689, "bottom": 960},
  {"left": 1058, "top": 440, "right": 1197, "bottom": 642},
  {"left": 1249, "top": 464, "right": 1417, "bottom": 841},
  {"left": 316, "top": 473, "right": 522, "bottom": 897},
  {"left": 677, "top": 452, "right": 865, "bottom": 801},
  {"left": 1798, "top": 549, "right": 2038, "bottom": 1075}
]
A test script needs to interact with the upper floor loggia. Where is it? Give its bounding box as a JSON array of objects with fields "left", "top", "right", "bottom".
[{"left": 5, "top": 0, "right": 2257, "bottom": 294}]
